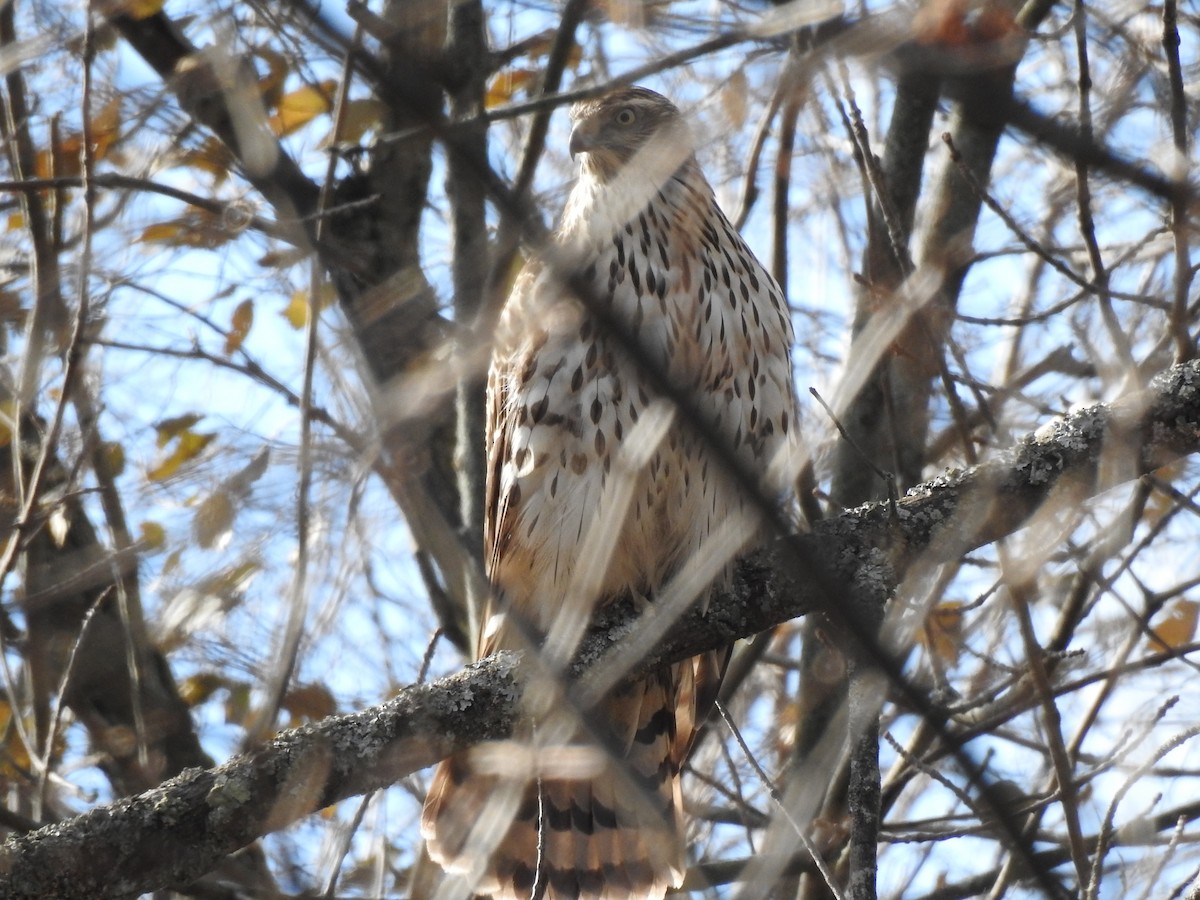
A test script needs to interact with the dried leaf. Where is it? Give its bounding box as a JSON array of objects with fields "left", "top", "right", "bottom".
[
  {"left": 193, "top": 490, "right": 235, "bottom": 549},
  {"left": 139, "top": 520, "right": 166, "bottom": 552},
  {"left": 225, "top": 682, "right": 252, "bottom": 725},
  {"left": 257, "top": 247, "right": 308, "bottom": 269},
  {"left": 254, "top": 47, "right": 289, "bottom": 109},
  {"left": 921, "top": 602, "right": 964, "bottom": 663},
  {"left": 268, "top": 80, "right": 336, "bottom": 137},
  {"left": 283, "top": 684, "right": 337, "bottom": 724},
  {"left": 138, "top": 221, "right": 182, "bottom": 244},
  {"left": 329, "top": 98, "right": 385, "bottom": 145},
  {"left": 147, "top": 430, "right": 216, "bottom": 481},
  {"left": 154, "top": 413, "right": 204, "bottom": 448},
  {"left": 180, "top": 672, "right": 226, "bottom": 707},
  {"left": 175, "top": 137, "right": 235, "bottom": 185},
  {"left": 721, "top": 69, "right": 748, "bottom": 130},
  {"left": 95, "top": 440, "right": 125, "bottom": 478},
  {"left": 0, "top": 698, "right": 35, "bottom": 777},
  {"left": 225, "top": 447, "right": 271, "bottom": 496},
  {"left": 224, "top": 299, "right": 254, "bottom": 355},
  {"left": 0, "top": 399, "right": 17, "bottom": 448},
  {"left": 115, "top": 0, "right": 166, "bottom": 20},
  {"left": 485, "top": 68, "right": 537, "bottom": 109},
  {"left": 1151, "top": 599, "right": 1199, "bottom": 650},
  {"left": 32, "top": 97, "right": 122, "bottom": 180},
  {"left": 138, "top": 210, "right": 232, "bottom": 249}
]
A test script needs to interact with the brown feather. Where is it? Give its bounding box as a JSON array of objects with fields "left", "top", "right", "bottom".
[{"left": 422, "top": 86, "right": 800, "bottom": 899}]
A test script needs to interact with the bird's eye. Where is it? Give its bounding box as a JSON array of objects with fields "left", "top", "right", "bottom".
[{"left": 615, "top": 107, "right": 636, "bottom": 126}]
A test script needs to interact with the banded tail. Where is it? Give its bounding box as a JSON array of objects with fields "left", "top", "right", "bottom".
[{"left": 421, "top": 666, "right": 691, "bottom": 899}]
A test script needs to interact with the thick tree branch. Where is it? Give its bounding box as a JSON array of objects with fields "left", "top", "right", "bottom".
[{"left": 2, "top": 360, "right": 1199, "bottom": 899}]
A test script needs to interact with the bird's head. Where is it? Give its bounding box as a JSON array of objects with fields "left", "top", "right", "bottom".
[{"left": 568, "top": 87, "right": 691, "bottom": 181}]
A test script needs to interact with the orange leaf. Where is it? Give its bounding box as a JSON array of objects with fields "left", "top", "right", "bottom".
[
  {"left": 485, "top": 68, "right": 537, "bottom": 109},
  {"left": 921, "top": 602, "right": 965, "bottom": 663},
  {"left": 175, "top": 137, "right": 236, "bottom": 185},
  {"left": 90, "top": 96, "right": 122, "bottom": 162},
  {"left": 283, "top": 684, "right": 337, "bottom": 724},
  {"left": 224, "top": 299, "right": 254, "bottom": 355},
  {"left": 138, "top": 221, "right": 181, "bottom": 244},
  {"left": 138, "top": 210, "right": 232, "bottom": 249}
]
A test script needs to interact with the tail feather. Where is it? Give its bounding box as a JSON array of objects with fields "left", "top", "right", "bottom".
[{"left": 422, "top": 667, "right": 687, "bottom": 899}]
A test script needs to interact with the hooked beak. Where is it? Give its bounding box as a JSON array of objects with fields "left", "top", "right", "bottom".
[{"left": 568, "top": 120, "right": 599, "bottom": 159}]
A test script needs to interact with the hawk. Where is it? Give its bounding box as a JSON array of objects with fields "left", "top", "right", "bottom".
[{"left": 422, "top": 86, "right": 799, "bottom": 899}]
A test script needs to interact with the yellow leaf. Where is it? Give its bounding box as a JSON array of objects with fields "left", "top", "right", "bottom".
[
  {"left": 138, "top": 210, "right": 232, "bottom": 249},
  {"left": 119, "top": 0, "right": 165, "bottom": 19},
  {"left": 485, "top": 68, "right": 537, "bottom": 109},
  {"left": 95, "top": 440, "right": 125, "bottom": 479},
  {"left": 1151, "top": 599, "right": 1199, "bottom": 651},
  {"left": 139, "top": 520, "right": 166, "bottom": 551},
  {"left": 147, "top": 430, "right": 216, "bottom": 481},
  {"left": 268, "top": 81, "right": 336, "bottom": 137},
  {"left": 138, "top": 221, "right": 181, "bottom": 244},
  {"left": 0, "top": 399, "right": 17, "bottom": 448},
  {"left": 281, "top": 290, "right": 310, "bottom": 328},
  {"left": 154, "top": 413, "right": 204, "bottom": 448},
  {"left": 0, "top": 704, "right": 32, "bottom": 776},
  {"left": 224, "top": 299, "right": 254, "bottom": 355},
  {"left": 180, "top": 673, "right": 225, "bottom": 707}
]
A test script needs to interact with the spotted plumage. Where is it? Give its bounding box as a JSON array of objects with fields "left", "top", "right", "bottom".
[{"left": 422, "top": 86, "right": 799, "bottom": 899}]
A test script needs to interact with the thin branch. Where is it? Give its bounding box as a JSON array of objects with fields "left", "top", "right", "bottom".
[{"left": 1162, "top": 0, "right": 1194, "bottom": 361}]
